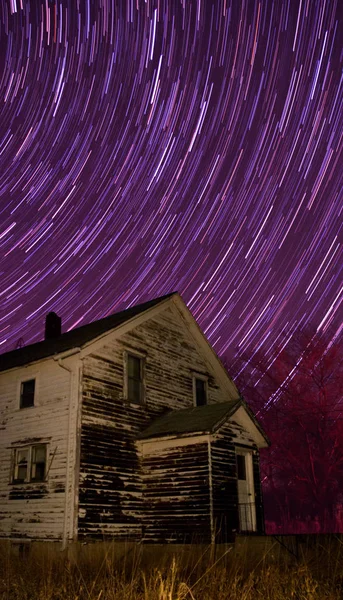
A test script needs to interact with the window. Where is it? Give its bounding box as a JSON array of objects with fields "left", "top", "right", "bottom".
[
  {"left": 126, "top": 353, "right": 144, "bottom": 403},
  {"left": 13, "top": 444, "right": 47, "bottom": 483},
  {"left": 193, "top": 376, "right": 207, "bottom": 406},
  {"left": 14, "top": 448, "right": 29, "bottom": 483},
  {"left": 20, "top": 379, "right": 35, "bottom": 409},
  {"left": 236, "top": 454, "right": 246, "bottom": 480},
  {"left": 31, "top": 445, "right": 47, "bottom": 481}
]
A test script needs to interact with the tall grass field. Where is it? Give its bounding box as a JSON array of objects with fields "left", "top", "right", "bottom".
[{"left": 0, "top": 535, "right": 342, "bottom": 599}]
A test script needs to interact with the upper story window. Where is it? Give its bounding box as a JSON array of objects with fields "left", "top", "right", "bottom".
[
  {"left": 20, "top": 379, "right": 35, "bottom": 409},
  {"left": 13, "top": 444, "right": 47, "bottom": 484},
  {"left": 125, "top": 353, "right": 144, "bottom": 404},
  {"left": 193, "top": 375, "right": 208, "bottom": 406},
  {"left": 236, "top": 454, "right": 247, "bottom": 480}
]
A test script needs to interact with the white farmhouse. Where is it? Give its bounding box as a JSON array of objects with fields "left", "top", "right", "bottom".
[{"left": 0, "top": 293, "right": 269, "bottom": 548}]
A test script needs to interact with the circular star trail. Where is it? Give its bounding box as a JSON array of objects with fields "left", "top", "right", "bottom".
[{"left": 0, "top": 0, "right": 342, "bottom": 364}]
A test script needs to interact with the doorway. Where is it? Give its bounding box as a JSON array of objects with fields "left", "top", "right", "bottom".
[{"left": 236, "top": 449, "right": 256, "bottom": 532}]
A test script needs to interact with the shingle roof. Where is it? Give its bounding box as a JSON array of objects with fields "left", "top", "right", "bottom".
[
  {"left": 0, "top": 293, "right": 177, "bottom": 373},
  {"left": 138, "top": 399, "right": 241, "bottom": 440}
]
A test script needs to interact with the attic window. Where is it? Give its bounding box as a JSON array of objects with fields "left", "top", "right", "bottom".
[
  {"left": 125, "top": 353, "right": 145, "bottom": 404},
  {"left": 193, "top": 376, "right": 207, "bottom": 406},
  {"left": 20, "top": 379, "right": 35, "bottom": 409}
]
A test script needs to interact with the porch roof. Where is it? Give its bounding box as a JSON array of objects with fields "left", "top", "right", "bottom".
[{"left": 138, "top": 399, "right": 241, "bottom": 440}]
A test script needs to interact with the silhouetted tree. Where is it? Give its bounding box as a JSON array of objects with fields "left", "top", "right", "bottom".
[{"left": 225, "top": 328, "right": 343, "bottom": 533}]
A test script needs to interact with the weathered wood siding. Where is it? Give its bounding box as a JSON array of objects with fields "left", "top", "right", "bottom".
[
  {"left": 79, "top": 306, "right": 229, "bottom": 539},
  {"left": 210, "top": 420, "right": 264, "bottom": 541},
  {"left": 0, "top": 358, "right": 78, "bottom": 541},
  {"left": 140, "top": 441, "right": 211, "bottom": 543},
  {"left": 79, "top": 369, "right": 147, "bottom": 539},
  {"left": 210, "top": 424, "right": 239, "bottom": 543}
]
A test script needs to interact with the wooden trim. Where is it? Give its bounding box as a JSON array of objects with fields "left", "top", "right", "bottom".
[
  {"left": 79, "top": 298, "right": 174, "bottom": 358},
  {"left": 171, "top": 296, "right": 240, "bottom": 400},
  {"left": 54, "top": 355, "right": 80, "bottom": 549},
  {"left": 138, "top": 433, "right": 212, "bottom": 455},
  {"left": 232, "top": 406, "right": 268, "bottom": 448},
  {"left": 235, "top": 447, "right": 257, "bottom": 532},
  {"left": 208, "top": 438, "right": 215, "bottom": 544},
  {"left": 70, "top": 360, "right": 82, "bottom": 542}
]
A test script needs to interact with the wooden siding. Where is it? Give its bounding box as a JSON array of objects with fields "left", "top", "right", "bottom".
[
  {"left": 0, "top": 303, "right": 265, "bottom": 545},
  {"left": 78, "top": 306, "right": 230, "bottom": 539},
  {"left": 210, "top": 425, "right": 239, "bottom": 543},
  {"left": 141, "top": 441, "right": 211, "bottom": 543},
  {"left": 0, "top": 358, "right": 78, "bottom": 541},
  {"left": 210, "top": 419, "right": 264, "bottom": 541}
]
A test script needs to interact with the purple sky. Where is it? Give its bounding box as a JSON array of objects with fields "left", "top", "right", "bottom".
[{"left": 0, "top": 0, "right": 342, "bottom": 364}]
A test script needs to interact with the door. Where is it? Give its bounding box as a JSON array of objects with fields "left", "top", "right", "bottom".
[{"left": 236, "top": 450, "right": 256, "bottom": 532}]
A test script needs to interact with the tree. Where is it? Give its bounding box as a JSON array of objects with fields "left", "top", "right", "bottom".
[{"left": 226, "top": 328, "right": 343, "bottom": 533}]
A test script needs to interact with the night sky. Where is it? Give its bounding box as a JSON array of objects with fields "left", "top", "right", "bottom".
[{"left": 0, "top": 0, "right": 342, "bottom": 364}]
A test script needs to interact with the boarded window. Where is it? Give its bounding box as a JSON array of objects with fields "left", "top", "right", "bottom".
[
  {"left": 236, "top": 454, "right": 246, "bottom": 480},
  {"left": 13, "top": 445, "right": 47, "bottom": 483},
  {"left": 194, "top": 377, "right": 207, "bottom": 406},
  {"left": 20, "top": 379, "right": 35, "bottom": 409},
  {"left": 127, "top": 354, "right": 143, "bottom": 403}
]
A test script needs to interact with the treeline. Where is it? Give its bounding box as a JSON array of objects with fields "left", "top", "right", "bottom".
[{"left": 223, "top": 328, "right": 343, "bottom": 533}]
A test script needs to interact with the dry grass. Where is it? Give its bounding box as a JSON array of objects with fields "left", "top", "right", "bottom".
[{"left": 0, "top": 536, "right": 342, "bottom": 600}]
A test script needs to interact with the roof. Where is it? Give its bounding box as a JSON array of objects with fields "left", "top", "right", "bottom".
[
  {"left": 0, "top": 293, "right": 177, "bottom": 373},
  {"left": 138, "top": 399, "right": 241, "bottom": 440}
]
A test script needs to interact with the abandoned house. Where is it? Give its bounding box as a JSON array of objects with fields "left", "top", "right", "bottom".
[{"left": 0, "top": 292, "right": 269, "bottom": 547}]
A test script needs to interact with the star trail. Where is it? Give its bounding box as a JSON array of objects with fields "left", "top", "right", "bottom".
[{"left": 0, "top": 0, "right": 342, "bottom": 364}]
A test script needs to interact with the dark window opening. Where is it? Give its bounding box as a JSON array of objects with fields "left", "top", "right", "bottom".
[
  {"left": 195, "top": 377, "right": 207, "bottom": 406},
  {"left": 127, "top": 354, "right": 143, "bottom": 403},
  {"left": 20, "top": 379, "right": 35, "bottom": 409},
  {"left": 236, "top": 454, "right": 246, "bottom": 480}
]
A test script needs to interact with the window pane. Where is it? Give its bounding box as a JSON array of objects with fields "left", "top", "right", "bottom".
[
  {"left": 237, "top": 455, "right": 246, "bottom": 480},
  {"left": 195, "top": 378, "right": 206, "bottom": 406},
  {"left": 17, "top": 465, "right": 28, "bottom": 481},
  {"left": 32, "top": 445, "right": 46, "bottom": 463},
  {"left": 20, "top": 379, "right": 35, "bottom": 408},
  {"left": 128, "top": 377, "right": 141, "bottom": 403},
  {"left": 128, "top": 355, "right": 141, "bottom": 378},
  {"left": 15, "top": 449, "right": 29, "bottom": 482},
  {"left": 17, "top": 448, "right": 29, "bottom": 464},
  {"left": 31, "top": 445, "right": 46, "bottom": 481}
]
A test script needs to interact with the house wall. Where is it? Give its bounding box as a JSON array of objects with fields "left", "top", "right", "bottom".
[
  {"left": 0, "top": 357, "right": 79, "bottom": 541},
  {"left": 211, "top": 419, "right": 264, "bottom": 539},
  {"left": 210, "top": 425, "right": 239, "bottom": 543},
  {"left": 229, "top": 417, "right": 265, "bottom": 530},
  {"left": 78, "top": 306, "right": 231, "bottom": 539},
  {"left": 140, "top": 440, "right": 211, "bottom": 543}
]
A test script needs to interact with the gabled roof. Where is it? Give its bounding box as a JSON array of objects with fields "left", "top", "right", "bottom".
[
  {"left": 0, "top": 293, "right": 176, "bottom": 373},
  {"left": 138, "top": 399, "right": 241, "bottom": 440}
]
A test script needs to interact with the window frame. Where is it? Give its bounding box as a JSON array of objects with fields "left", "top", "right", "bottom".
[
  {"left": 12, "top": 444, "right": 48, "bottom": 484},
  {"left": 123, "top": 350, "right": 146, "bottom": 404},
  {"left": 192, "top": 374, "right": 208, "bottom": 406},
  {"left": 17, "top": 375, "right": 39, "bottom": 410},
  {"left": 236, "top": 453, "right": 247, "bottom": 480}
]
